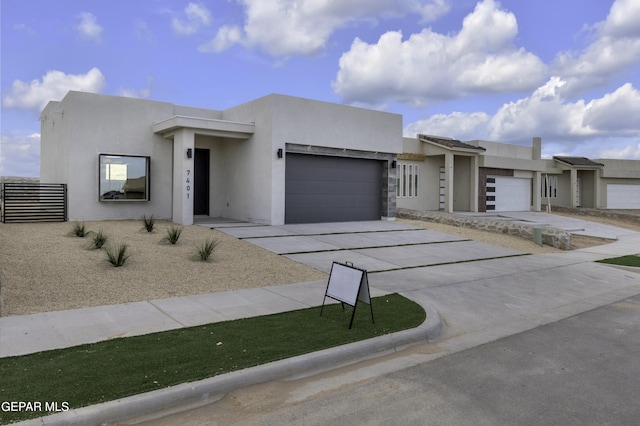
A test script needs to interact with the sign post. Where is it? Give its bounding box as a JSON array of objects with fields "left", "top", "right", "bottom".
[{"left": 320, "top": 261, "right": 374, "bottom": 329}]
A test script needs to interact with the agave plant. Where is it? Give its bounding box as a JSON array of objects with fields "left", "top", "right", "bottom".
[
  {"left": 197, "top": 238, "right": 219, "bottom": 261},
  {"left": 90, "top": 230, "right": 108, "bottom": 249},
  {"left": 142, "top": 215, "right": 155, "bottom": 232},
  {"left": 105, "top": 243, "right": 131, "bottom": 267},
  {"left": 70, "top": 221, "right": 88, "bottom": 237},
  {"left": 161, "top": 226, "right": 183, "bottom": 245}
]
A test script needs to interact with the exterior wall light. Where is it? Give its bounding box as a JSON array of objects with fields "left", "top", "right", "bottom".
[
  {"left": 186, "top": 148, "right": 192, "bottom": 159},
  {"left": 277, "top": 148, "right": 283, "bottom": 159},
  {"left": 391, "top": 160, "right": 397, "bottom": 169}
]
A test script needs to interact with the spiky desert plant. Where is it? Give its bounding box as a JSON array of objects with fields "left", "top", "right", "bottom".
[
  {"left": 161, "top": 226, "right": 183, "bottom": 245},
  {"left": 197, "top": 238, "right": 219, "bottom": 261},
  {"left": 142, "top": 215, "right": 155, "bottom": 232},
  {"left": 70, "top": 221, "right": 88, "bottom": 237},
  {"left": 105, "top": 243, "right": 131, "bottom": 267},
  {"left": 90, "top": 230, "right": 108, "bottom": 249}
]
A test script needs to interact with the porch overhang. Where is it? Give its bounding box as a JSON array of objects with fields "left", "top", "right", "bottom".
[
  {"left": 152, "top": 115, "right": 255, "bottom": 139},
  {"left": 553, "top": 156, "right": 604, "bottom": 170},
  {"left": 418, "top": 134, "right": 486, "bottom": 156}
]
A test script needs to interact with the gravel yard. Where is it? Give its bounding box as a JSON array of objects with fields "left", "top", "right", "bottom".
[{"left": 0, "top": 214, "right": 636, "bottom": 317}]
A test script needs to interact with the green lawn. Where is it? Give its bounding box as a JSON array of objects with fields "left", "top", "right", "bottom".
[
  {"left": 0, "top": 293, "right": 424, "bottom": 424},
  {"left": 597, "top": 255, "right": 640, "bottom": 267}
]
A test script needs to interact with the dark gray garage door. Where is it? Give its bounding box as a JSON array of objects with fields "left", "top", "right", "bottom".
[{"left": 285, "top": 153, "right": 383, "bottom": 224}]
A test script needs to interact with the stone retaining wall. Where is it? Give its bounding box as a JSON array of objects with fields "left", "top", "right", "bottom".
[
  {"left": 397, "top": 208, "right": 571, "bottom": 250},
  {"left": 543, "top": 205, "right": 640, "bottom": 224}
]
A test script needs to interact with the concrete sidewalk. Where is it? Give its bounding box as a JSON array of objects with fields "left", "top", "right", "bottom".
[{"left": 2, "top": 217, "right": 640, "bottom": 426}]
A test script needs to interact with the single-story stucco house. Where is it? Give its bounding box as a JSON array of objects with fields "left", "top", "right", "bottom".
[
  {"left": 40, "top": 91, "right": 401, "bottom": 225},
  {"left": 39, "top": 91, "right": 640, "bottom": 225},
  {"left": 398, "top": 135, "right": 640, "bottom": 213}
]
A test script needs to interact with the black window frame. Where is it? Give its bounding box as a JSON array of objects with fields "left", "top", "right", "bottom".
[{"left": 98, "top": 154, "right": 150, "bottom": 202}]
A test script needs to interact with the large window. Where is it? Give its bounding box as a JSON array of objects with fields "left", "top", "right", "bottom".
[
  {"left": 99, "top": 154, "right": 150, "bottom": 201},
  {"left": 396, "top": 163, "right": 419, "bottom": 198}
]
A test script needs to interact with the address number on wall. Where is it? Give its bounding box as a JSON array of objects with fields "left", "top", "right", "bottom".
[{"left": 186, "top": 169, "right": 191, "bottom": 199}]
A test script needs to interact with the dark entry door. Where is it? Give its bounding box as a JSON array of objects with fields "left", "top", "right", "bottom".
[{"left": 194, "top": 148, "right": 210, "bottom": 215}]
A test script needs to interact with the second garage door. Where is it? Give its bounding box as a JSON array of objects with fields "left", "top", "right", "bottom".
[
  {"left": 285, "top": 153, "right": 382, "bottom": 224},
  {"left": 487, "top": 176, "right": 531, "bottom": 211},
  {"left": 607, "top": 184, "right": 640, "bottom": 209}
]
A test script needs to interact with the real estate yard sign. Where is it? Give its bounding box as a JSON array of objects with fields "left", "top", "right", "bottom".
[{"left": 321, "top": 262, "right": 374, "bottom": 329}]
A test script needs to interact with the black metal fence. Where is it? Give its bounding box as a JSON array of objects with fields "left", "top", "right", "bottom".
[{"left": 1, "top": 183, "right": 67, "bottom": 223}]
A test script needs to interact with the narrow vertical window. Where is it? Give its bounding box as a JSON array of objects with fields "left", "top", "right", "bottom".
[
  {"left": 402, "top": 164, "right": 407, "bottom": 197},
  {"left": 397, "top": 163, "right": 420, "bottom": 198}
]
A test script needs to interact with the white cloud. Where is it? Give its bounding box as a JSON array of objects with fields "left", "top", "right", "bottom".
[
  {"left": 200, "top": 25, "right": 242, "bottom": 53},
  {"left": 404, "top": 111, "right": 490, "bottom": 140},
  {"left": 583, "top": 83, "right": 640, "bottom": 133},
  {"left": 487, "top": 77, "right": 591, "bottom": 141},
  {"left": 172, "top": 2, "right": 212, "bottom": 35},
  {"left": 116, "top": 78, "right": 153, "bottom": 99},
  {"left": 595, "top": 142, "right": 640, "bottom": 160},
  {"left": 200, "top": 0, "right": 451, "bottom": 57},
  {"left": 488, "top": 78, "right": 640, "bottom": 141},
  {"left": 403, "top": 78, "right": 640, "bottom": 159},
  {"left": 0, "top": 133, "right": 41, "bottom": 177},
  {"left": 333, "top": 0, "right": 546, "bottom": 106},
  {"left": 76, "top": 12, "right": 103, "bottom": 42},
  {"left": 601, "top": 0, "right": 640, "bottom": 38},
  {"left": 2, "top": 68, "right": 106, "bottom": 111},
  {"left": 553, "top": 0, "right": 640, "bottom": 97}
]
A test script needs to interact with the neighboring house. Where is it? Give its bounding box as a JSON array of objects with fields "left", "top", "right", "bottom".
[
  {"left": 398, "top": 135, "right": 640, "bottom": 213},
  {"left": 39, "top": 91, "right": 640, "bottom": 225},
  {"left": 40, "top": 91, "right": 402, "bottom": 225}
]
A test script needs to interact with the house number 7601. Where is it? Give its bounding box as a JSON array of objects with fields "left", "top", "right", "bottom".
[{"left": 186, "top": 169, "right": 191, "bottom": 199}]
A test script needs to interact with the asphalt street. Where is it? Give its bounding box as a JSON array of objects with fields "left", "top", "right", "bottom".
[{"left": 128, "top": 294, "right": 640, "bottom": 426}]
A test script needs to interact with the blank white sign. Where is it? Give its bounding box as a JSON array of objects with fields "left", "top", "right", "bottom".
[{"left": 325, "top": 262, "right": 365, "bottom": 306}]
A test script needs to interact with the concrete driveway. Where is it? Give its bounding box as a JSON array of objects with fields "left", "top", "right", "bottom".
[{"left": 213, "top": 220, "right": 526, "bottom": 273}]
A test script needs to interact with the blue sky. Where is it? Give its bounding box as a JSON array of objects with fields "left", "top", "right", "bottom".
[{"left": 2, "top": 0, "right": 639, "bottom": 177}]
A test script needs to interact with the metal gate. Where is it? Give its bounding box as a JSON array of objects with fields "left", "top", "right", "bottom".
[{"left": 1, "top": 183, "right": 67, "bottom": 223}]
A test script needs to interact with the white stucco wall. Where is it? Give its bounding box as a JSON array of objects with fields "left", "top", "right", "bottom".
[
  {"left": 40, "top": 92, "right": 452, "bottom": 224},
  {"left": 223, "top": 94, "right": 402, "bottom": 225},
  {"left": 40, "top": 91, "right": 224, "bottom": 221}
]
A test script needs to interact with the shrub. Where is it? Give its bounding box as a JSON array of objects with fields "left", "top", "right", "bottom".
[
  {"left": 142, "top": 215, "right": 155, "bottom": 233},
  {"left": 90, "top": 230, "right": 108, "bottom": 249},
  {"left": 70, "top": 221, "right": 88, "bottom": 237},
  {"left": 197, "top": 238, "right": 219, "bottom": 261},
  {"left": 161, "top": 226, "right": 183, "bottom": 245},
  {"left": 105, "top": 244, "right": 131, "bottom": 267}
]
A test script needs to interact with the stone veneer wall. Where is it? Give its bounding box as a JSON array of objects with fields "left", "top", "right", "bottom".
[
  {"left": 397, "top": 208, "right": 572, "bottom": 250},
  {"left": 543, "top": 205, "right": 640, "bottom": 224}
]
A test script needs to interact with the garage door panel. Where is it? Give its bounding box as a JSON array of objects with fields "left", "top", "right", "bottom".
[
  {"left": 491, "top": 176, "right": 531, "bottom": 212},
  {"left": 285, "top": 154, "right": 382, "bottom": 223},
  {"left": 607, "top": 184, "right": 640, "bottom": 209}
]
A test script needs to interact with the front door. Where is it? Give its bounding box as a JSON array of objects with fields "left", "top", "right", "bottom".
[{"left": 194, "top": 148, "right": 210, "bottom": 215}]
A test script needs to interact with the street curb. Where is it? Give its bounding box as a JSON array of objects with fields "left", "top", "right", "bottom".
[{"left": 16, "top": 303, "right": 443, "bottom": 426}]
